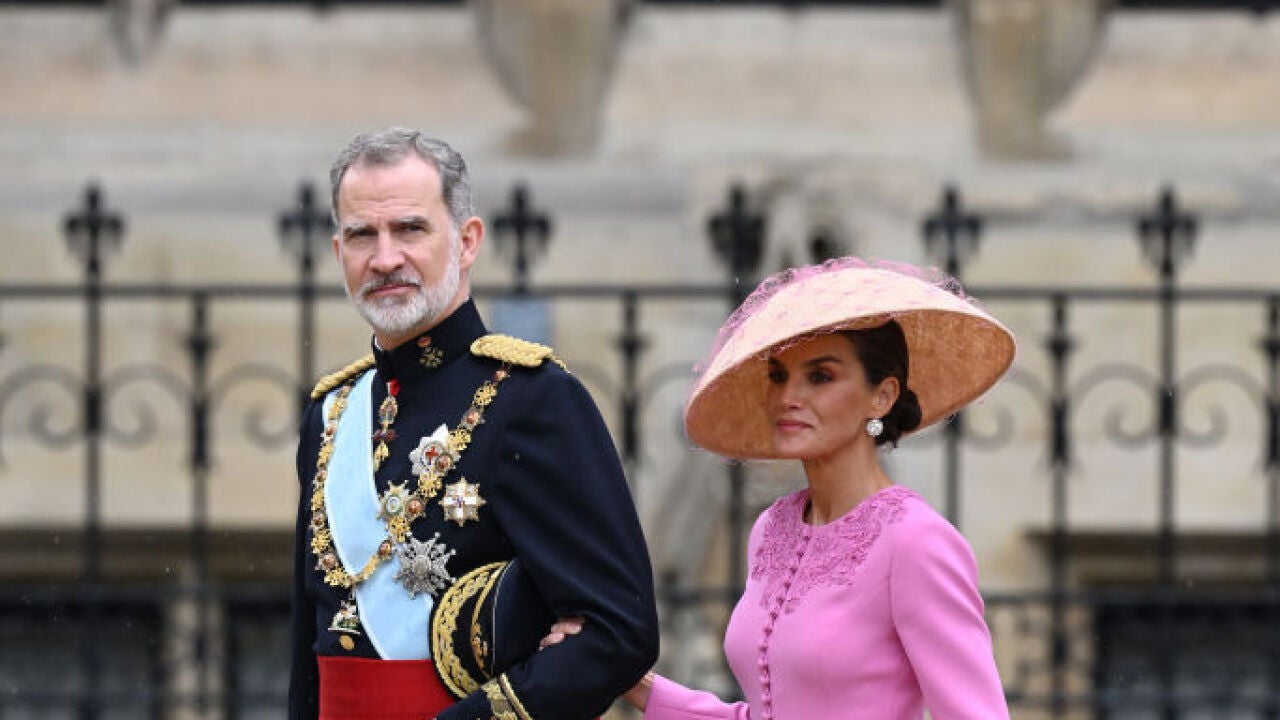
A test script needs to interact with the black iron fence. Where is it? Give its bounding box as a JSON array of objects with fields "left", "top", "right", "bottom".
[{"left": 2, "top": 180, "right": 1278, "bottom": 718}]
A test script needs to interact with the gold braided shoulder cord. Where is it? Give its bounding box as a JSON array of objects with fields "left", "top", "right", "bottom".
[
  {"left": 308, "top": 364, "right": 512, "bottom": 589},
  {"left": 471, "top": 333, "right": 568, "bottom": 372},
  {"left": 310, "top": 355, "right": 376, "bottom": 400}
]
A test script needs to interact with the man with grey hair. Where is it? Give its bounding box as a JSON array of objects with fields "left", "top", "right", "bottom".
[{"left": 289, "top": 128, "right": 658, "bottom": 719}]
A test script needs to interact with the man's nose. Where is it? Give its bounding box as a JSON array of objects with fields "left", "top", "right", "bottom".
[{"left": 368, "top": 233, "right": 403, "bottom": 274}]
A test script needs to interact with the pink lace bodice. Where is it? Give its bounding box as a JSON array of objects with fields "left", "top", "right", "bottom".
[{"left": 751, "top": 485, "right": 915, "bottom": 614}]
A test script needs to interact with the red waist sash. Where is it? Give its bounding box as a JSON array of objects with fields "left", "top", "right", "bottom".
[{"left": 318, "top": 656, "right": 454, "bottom": 720}]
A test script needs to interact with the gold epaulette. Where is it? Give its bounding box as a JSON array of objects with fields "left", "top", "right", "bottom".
[
  {"left": 309, "top": 355, "right": 376, "bottom": 400},
  {"left": 470, "top": 334, "right": 567, "bottom": 371}
]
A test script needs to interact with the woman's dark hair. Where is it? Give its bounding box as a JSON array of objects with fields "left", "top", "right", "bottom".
[{"left": 841, "top": 320, "right": 922, "bottom": 447}]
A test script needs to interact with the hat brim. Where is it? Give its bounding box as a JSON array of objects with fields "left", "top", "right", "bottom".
[{"left": 684, "top": 267, "right": 1015, "bottom": 459}]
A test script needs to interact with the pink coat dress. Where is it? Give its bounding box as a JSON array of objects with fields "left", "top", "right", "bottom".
[{"left": 645, "top": 485, "right": 1009, "bottom": 720}]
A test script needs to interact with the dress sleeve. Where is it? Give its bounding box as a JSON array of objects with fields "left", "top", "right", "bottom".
[
  {"left": 643, "top": 675, "right": 751, "bottom": 720},
  {"left": 437, "top": 369, "right": 660, "bottom": 720},
  {"left": 889, "top": 515, "right": 1009, "bottom": 720},
  {"left": 288, "top": 400, "right": 323, "bottom": 720},
  {"left": 638, "top": 494, "right": 784, "bottom": 720}
]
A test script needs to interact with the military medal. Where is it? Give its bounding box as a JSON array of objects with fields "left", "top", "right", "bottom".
[
  {"left": 377, "top": 482, "right": 415, "bottom": 542},
  {"left": 372, "top": 379, "right": 400, "bottom": 470},
  {"left": 394, "top": 532, "right": 457, "bottom": 598},
  {"left": 329, "top": 599, "right": 362, "bottom": 651},
  {"left": 441, "top": 478, "right": 487, "bottom": 526},
  {"left": 409, "top": 426, "right": 453, "bottom": 500},
  {"left": 418, "top": 335, "right": 444, "bottom": 369}
]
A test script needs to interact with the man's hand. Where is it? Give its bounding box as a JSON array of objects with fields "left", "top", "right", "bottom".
[{"left": 538, "top": 616, "right": 584, "bottom": 651}]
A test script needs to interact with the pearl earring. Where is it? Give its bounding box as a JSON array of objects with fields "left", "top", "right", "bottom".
[{"left": 866, "top": 418, "right": 884, "bottom": 438}]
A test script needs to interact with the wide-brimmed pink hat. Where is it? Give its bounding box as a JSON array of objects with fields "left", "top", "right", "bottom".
[{"left": 684, "top": 257, "right": 1016, "bottom": 459}]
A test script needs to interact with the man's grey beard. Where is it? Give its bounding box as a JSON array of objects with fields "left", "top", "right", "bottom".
[{"left": 348, "top": 243, "right": 462, "bottom": 341}]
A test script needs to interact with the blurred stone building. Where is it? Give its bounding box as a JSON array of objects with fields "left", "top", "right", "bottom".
[{"left": 1, "top": 1, "right": 1278, "bottom": 717}]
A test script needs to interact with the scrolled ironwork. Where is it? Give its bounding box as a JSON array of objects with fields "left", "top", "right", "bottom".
[
  {"left": 1174, "top": 363, "right": 1266, "bottom": 449},
  {"left": 960, "top": 367, "right": 1051, "bottom": 452},
  {"left": 0, "top": 364, "right": 86, "bottom": 463},
  {"left": 99, "top": 363, "right": 192, "bottom": 448},
  {"left": 1069, "top": 362, "right": 1161, "bottom": 448},
  {"left": 904, "top": 367, "right": 1045, "bottom": 453},
  {"left": 207, "top": 363, "right": 301, "bottom": 450}
]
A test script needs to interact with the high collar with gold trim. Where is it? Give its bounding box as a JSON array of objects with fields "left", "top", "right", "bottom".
[{"left": 371, "top": 299, "right": 487, "bottom": 385}]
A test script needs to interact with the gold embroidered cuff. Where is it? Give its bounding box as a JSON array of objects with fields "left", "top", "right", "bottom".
[{"left": 482, "top": 674, "right": 533, "bottom": 720}]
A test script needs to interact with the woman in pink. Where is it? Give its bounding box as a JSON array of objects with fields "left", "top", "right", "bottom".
[{"left": 547, "top": 258, "right": 1015, "bottom": 719}]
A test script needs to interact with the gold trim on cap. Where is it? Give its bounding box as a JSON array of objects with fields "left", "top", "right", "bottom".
[
  {"left": 470, "top": 561, "right": 504, "bottom": 674},
  {"left": 433, "top": 561, "right": 504, "bottom": 698}
]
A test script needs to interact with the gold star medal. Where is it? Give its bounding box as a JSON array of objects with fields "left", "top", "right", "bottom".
[{"left": 441, "top": 478, "right": 486, "bottom": 526}]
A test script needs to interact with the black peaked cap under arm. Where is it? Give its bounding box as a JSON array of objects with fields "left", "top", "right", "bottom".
[{"left": 437, "top": 368, "right": 660, "bottom": 720}]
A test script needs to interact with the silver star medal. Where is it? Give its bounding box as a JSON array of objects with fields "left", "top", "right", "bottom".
[{"left": 394, "top": 531, "right": 456, "bottom": 598}]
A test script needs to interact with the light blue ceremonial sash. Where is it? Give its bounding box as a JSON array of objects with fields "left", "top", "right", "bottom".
[{"left": 323, "top": 369, "right": 434, "bottom": 660}]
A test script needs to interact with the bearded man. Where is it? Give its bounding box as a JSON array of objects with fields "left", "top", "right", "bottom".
[{"left": 288, "top": 128, "right": 659, "bottom": 720}]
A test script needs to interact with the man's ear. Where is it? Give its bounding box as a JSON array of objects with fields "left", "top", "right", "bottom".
[{"left": 458, "top": 216, "right": 484, "bottom": 271}]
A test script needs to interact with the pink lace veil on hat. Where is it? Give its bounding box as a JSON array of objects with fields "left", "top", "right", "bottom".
[{"left": 684, "top": 256, "right": 1016, "bottom": 460}]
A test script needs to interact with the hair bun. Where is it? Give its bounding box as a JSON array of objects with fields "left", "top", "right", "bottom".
[{"left": 879, "top": 385, "right": 922, "bottom": 447}]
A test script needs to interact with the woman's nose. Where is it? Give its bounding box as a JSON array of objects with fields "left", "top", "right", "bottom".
[{"left": 775, "top": 379, "right": 804, "bottom": 408}]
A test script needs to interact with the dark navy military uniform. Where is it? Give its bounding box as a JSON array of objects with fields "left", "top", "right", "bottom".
[{"left": 289, "top": 299, "right": 659, "bottom": 719}]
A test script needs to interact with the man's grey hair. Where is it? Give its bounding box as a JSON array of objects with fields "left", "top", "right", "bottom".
[{"left": 329, "top": 128, "right": 476, "bottom": 230}]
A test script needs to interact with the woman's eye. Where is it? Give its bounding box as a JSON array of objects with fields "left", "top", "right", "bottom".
[
  {"left": 808, "top": 371, "right": 832, "bottom": 384},
  {"left": 767, "top": 369, "right": 787, "bottom": 384}
]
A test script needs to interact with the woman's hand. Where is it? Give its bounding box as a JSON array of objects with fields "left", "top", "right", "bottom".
[
  {"left": 622, "top": 671, "right": 654, "bottom": 712},
  {"left": 539, "top": 616, "right": 652, "bottom": 712}
]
